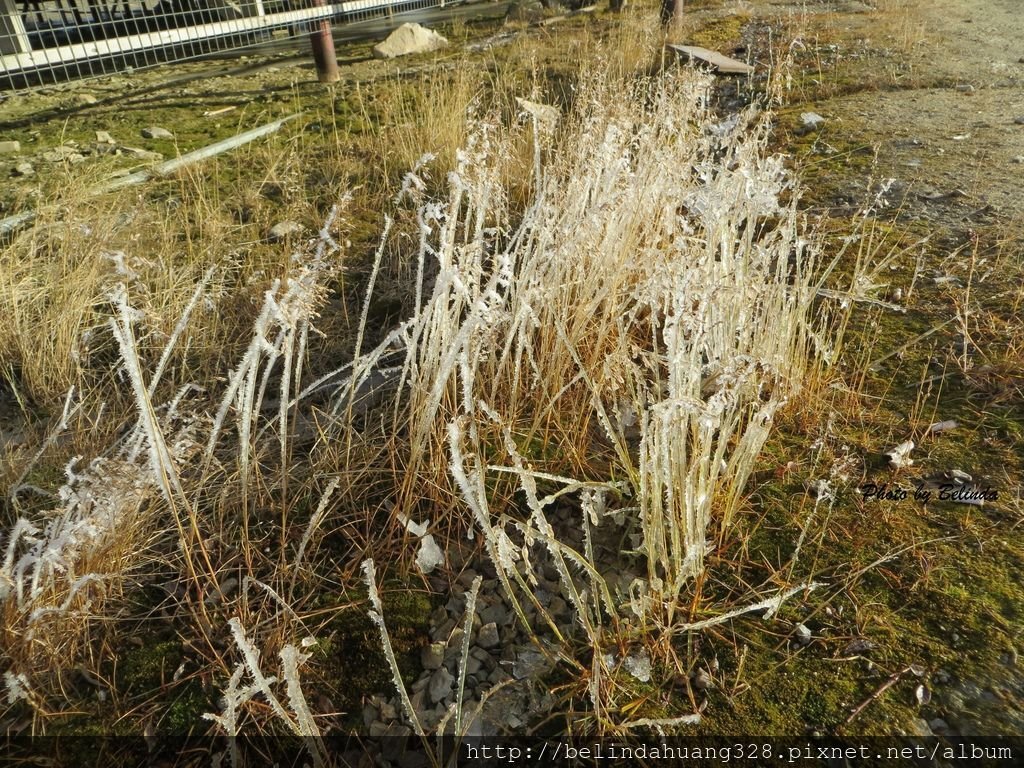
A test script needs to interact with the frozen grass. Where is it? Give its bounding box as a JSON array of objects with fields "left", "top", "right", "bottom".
[{"left": 335, "top": 62, "right": 827, "bottom": 631}]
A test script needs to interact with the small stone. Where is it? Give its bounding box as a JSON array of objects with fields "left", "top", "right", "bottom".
[
  {"left": 368, "top": 720, "right": 388, "bottom": 738},
  {"left": 934, "top": 669, "right": 951, "bottom": 685},
  {"left": 95, "top": 130, "right": 116, "bottom": 144},
  {"left": 428, "top": 667, "right": 453, "bottom": 704},
  {"left": 378, "top": 700, "right": 398, "bottom": 721},
  {"left": 410, "top": 676, "right": 429, "bottom": 694},
  {"left": 0, "top": 140, "right": 21, "bottom": 154},
  {"left": 362, "top": 702, "right": 377, "bottom": 728},
  {"left": 380, "top": 724, "right": 411, "bottom": 761},
  {"left": 800, "top": 112, "right": 826, "bottom": 131},
  {"left": 477, "top": 622, "right": 500, "bottom": 649},
  {"left": 141, "top": 126, "right": 174, "bottom": 139},
  {"left": 512, "top": 648, "right": 546, "bottom": 679},
  {"left": 465, "top": 655, "right": 483, "bottom": 676},
  {"left": 12, "top": 162, "right": 33, "bottom": 177},
  {"left": 479, "top": 602, "right": 508, "bottom": 627},
  {"left": 432, "top": 617, "right": 456, "bottom": 642},
  {"left": 1013, "top": 116, "right": 1024, "bottom": 125},
  {"left": 267, "top": 220, "right": 305, "bottom": 242},
  {"left": 547, "top": 596, "right": 568, "bottom": 619},
  {"left": 71, "top": 92, "right": 98, "bottom": 105},
  {"left": 43, "top": 148, "right": 85, "bottom": 164},
  {"left": 1015, "top": 156, "right": 1024, "bottom": 164},
  {"left": 120, "top": 146, "right": 163, "bottom": 161},
  {"left": 421, "top": 642, "right": 445, "bottom": 671},
  {"left": 693, "top": 667, "right": 713, "bottom": 690},
  {"left": 488, "top": 667, "right": 512, "bottom": 685},
  {"left": 929, "top": 717, "right": 949, "bottom": 732},
  {"left": 409, "top": 687, "right": 427, "bottom": 718},
  {"left": 445, "top": 593, "right": 465, "bottom": 615},
  {"left": 794, "top": 623, "right": 812, "bottom": 646},
  {"left": 955, "top": 84, "right": 975, "bottom": 93},
  {"left": 446, "top": 626, "right": 465, "bottom": 650},
  {"left": 844, "top": 638, "right": 876, "bottom": 655}
]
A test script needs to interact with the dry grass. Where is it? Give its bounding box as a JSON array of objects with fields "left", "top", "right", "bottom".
[{"left": 0, "top": 4, "right": 904, "bottom": 752}]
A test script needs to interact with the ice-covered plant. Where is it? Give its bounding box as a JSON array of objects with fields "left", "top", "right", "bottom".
[{"left": 203, "top": 617, "right": 326, "bottom": 768}]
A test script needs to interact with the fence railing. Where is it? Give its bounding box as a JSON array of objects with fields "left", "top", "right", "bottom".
[{"left": 0, "top": 0, "right": 444, "bottom": 90}]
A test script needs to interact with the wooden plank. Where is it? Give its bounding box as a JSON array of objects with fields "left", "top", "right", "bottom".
[{"left": 666, "top": 44, "right": 754, "bottom": 75}]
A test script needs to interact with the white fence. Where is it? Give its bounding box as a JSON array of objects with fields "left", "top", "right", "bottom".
[{"left": 0, "top": 0, "right": 441, "bottom": 89}]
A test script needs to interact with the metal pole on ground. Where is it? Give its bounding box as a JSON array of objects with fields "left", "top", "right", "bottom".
[{"left": 309, "top": 0, "right": 338, "bottom": 83}]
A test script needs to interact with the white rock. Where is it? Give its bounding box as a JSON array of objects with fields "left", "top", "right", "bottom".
[
  {"left": 515, "top": 97, "right": 560, "bottom": 132},
  {"left": 0, "top": 140, "right": 21, "bottom": 154},
  {"left": 886, "top": 440, "right": 914, "bottom": 468},
  {"left": 267, "top": 220, "right": 305, "bottom": 241},
  {"left": 12, "top": 161, "right": 34, "bottom": 177},
  {"left": 372, "top": 23, "right": 448, "bottom": 59},
  {"left": 141, "top": 126, "right": 174, "bottom": 139},
  {"left": 95, "top": 130, "right": 116, "bottom": 145},
  {"left": 800, "top": 112, "right": 826, "bottom": 131}
]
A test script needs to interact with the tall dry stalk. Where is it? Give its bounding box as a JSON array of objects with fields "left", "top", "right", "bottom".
[{"left": 327, "top": 60, "right": 838, "bottom": 698}]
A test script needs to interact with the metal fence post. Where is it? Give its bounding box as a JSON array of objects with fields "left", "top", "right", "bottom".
[{"left": 310, "top": 0, "right": 338, "bottom": 83}]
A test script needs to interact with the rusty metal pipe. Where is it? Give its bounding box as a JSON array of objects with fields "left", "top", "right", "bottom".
[{"left": 309, "top": 0, "right": 339, "bottom": 83}]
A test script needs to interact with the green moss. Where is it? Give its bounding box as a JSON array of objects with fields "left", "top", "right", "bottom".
[
  {"left": 118, "top": 639, "right": 185, "bottom": 695},
  {"left": 690, "top": 14, "right": 750, "bottom": 52},
  {"left": 314, "top": 587, "right": 435, "bottom": 728},
  {"left": 164, "top": 684, "right": 214, "bottom": 734}
]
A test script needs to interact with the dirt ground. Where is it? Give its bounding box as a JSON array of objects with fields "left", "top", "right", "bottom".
[
  {"left": 754, "top": 0, "right": 1024, "bottom": 740},
  {"left": 790, "top": 0, "right": 1024, "bottom": 218}
]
